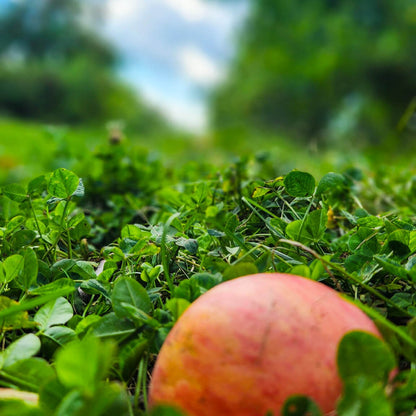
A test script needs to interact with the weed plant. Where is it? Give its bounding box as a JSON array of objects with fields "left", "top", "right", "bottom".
[{"left": 0, "top": 138, "right": 416, "bottom": 415}]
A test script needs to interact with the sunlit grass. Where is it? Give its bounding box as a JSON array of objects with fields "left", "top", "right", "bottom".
[{"left": 1, "top": 116, "right": 414, "bottom": 186}]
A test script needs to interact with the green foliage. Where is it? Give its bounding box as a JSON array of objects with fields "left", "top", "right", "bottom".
[
  {"left": 0, "top": 58, "right": 164, "bottom": 129},
  {"left": 148, "top": 406, "right": 185, "bottom": 416},
  {"left": 281, "top": 395, "right": 322, "bottom": 416},
  {"left": 284, "top": 171, "right": 315, "bottom": 197},
  {"left": 0, "top": 1, "right": 166, "bottom": 129},
  {"left": 337, "top": 332, "right": 396, "bottom": 384},
  {"left": 0, "top": 0, "right": 112, "bottom": 64},
  {"left": 211, "top": 0, "right": 416, "bottom": 147},
  {"left": 1, "top": 141, "right": 416, "bottom": 414}
]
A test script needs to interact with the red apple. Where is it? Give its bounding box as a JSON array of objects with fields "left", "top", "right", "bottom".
[{"left": 149, "top": 273, "right": 382, "bottom": 416}]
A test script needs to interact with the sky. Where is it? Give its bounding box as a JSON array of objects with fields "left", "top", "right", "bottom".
[{"left": 98, "top": 0, "right": 248, "bottom": 132}]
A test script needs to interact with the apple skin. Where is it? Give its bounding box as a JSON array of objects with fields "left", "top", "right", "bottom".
[{"left": 149, "top": 273, "right": 382, "bottom": 416}]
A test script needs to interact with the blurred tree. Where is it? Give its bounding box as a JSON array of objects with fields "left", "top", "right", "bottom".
[
  {"left": 210, "top": 0, "right": 416, "bottom": 147},
  {"left": 0, "top": 0, "right": 166, "bottom": 131},
  {"left": 0, "top": 0, "right": 114, "bottom": 65}
]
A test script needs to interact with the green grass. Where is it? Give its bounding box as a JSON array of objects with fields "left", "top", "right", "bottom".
[
  {"left": 0, "top": 117, "right": 200, "bottom": 183},
  {"left": 1, "top": 116, "right": 400, "bottom": 185},
  {"left": 0, "top": 118, "right": 100, "bottom": 182},
  {"left": 1, "top": 119, "right": 416, "bottom": 415}
]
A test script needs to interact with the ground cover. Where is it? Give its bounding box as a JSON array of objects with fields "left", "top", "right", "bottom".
[{"left": 0, "top": 128, "right": 416, "bottom": 415}]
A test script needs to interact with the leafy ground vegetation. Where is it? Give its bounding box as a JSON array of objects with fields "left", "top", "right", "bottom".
[{"left": 1, "top": 136, "right": 416, "bottom": 416}]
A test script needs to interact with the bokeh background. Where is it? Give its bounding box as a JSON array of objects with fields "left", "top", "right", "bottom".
[{"left": 0, "top": 0, "right": 415, "bottom": 181}]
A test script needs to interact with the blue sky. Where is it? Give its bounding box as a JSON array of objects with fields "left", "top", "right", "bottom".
[
  {"left": 0, "top": 0, "right": 248, "bottom": 132},
  {"left": 99, "top": 0, "right": 248, "bottom": 132}
]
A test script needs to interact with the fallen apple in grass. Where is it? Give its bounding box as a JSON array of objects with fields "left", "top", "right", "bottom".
[{"left": 149, "top": 273, "right": 383, "bottom": 416}]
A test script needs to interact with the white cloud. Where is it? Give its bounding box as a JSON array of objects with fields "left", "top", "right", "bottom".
[
  {"left": 162, "top": 0, "right": 223, "bottom": 23},
  {"left": 143, "top": 89, "right": 207, "bottom": 133},
  {"left": 97, "top": 0, "right": 248, "bottom": 132},
  {"left": 160, "top": 100, "right": 207, "bottom": 133},
  {"left": 121, "top": 64, "right": 208, "bottom": 132},
  {"left": 179, "top": 45, "right": 224, "bottom": 86},
  {"left": 105, "top": 0, "right": 144, "bottom": 21}
]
